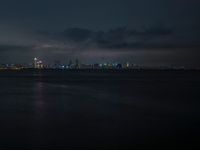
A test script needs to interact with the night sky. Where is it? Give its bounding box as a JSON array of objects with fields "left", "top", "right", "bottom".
[{"left": 0, "top": 0, "right": 200, "bottom": 67}]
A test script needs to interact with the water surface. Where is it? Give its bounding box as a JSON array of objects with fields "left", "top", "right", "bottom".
[{"left": 0, "top": 70, "right": 200, "bottom": 149}]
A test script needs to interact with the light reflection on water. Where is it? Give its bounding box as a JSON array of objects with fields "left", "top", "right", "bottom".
[{"left": 34, "top": 82, "right": 45, "bottom": 116}]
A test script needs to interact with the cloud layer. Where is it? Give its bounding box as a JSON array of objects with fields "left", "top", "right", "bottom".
[{"left": 0, "top": 25, "right": 199, "bottom": 66}]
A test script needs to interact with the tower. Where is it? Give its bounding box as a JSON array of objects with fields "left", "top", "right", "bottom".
[
  {"left": 34, "top": 58, "right": 38, "bottom": 68},
  {"left": 75, "top": 59, "right": 79, "bottom": 69}
]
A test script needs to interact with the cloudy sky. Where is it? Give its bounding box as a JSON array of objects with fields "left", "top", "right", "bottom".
[{"left": 0, "top": 0, "right": 200, "bottom": 67}]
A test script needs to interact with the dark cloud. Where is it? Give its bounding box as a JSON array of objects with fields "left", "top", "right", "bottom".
[
  {"left": 92, "top": 26, "right": 174, "bottom": 49},
  {"left": 37, "top": 25, "right": 200, "bottom": 50}
]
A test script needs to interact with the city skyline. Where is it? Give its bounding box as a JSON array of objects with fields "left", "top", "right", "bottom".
[{"left": 0, "top": 57, "right": 198, "bottom": 70}]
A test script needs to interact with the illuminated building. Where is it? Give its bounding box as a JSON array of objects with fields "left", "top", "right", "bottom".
[
  {"left": 126, "top": 62, "right": 130, "bottom": 68},
  {"left": 33, "top": 58, "right": 44, "bottom": 69},
  {"left": 37, "top": 60, "right": 44, "bottom": 69},
  {"left": 34, "top": 58, "right": 38, "bottom": 68}
]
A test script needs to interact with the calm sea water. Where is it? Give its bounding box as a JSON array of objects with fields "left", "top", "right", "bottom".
[{"left": 0, "top": 70, "right": 200, "bottom": 149}]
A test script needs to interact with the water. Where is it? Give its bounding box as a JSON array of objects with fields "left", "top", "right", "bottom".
[{"left": 0, "top": 70, "right": 200, "bottom": 149}]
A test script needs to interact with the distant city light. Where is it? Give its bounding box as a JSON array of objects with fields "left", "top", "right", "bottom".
[{"left": 0, "top": 57, "right": 194, "bottom": 70}]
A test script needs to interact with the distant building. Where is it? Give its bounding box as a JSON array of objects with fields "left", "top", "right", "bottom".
[
  {"left": 37, "top": 61, "right": 44, "bottom": 69},
  {"left": 75, "top": 59, "right": 79, "bottom": 69},
  {"left": 126, "top": 62, "right": 130, "bottom": 68},
  {"left": 34, "top": 58, "right": 43, "bottom": 69},
  {"left": 93, "top": 63, "right": 100, "bottom": 69},
  {"left": 34, "top": 58, "right": 38, "bottom": 68},
  {"left": 116, "top": 64, "right": 122, "bottom": 69}
]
